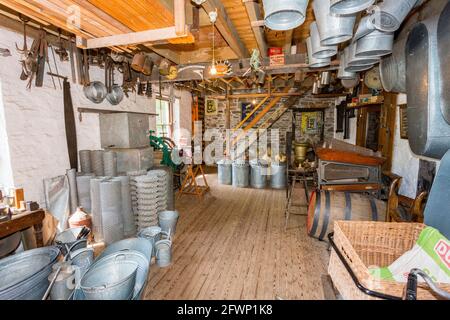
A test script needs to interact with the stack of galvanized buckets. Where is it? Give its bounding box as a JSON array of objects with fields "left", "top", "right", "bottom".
[
  {"left": 302, "top": 0, "right": 419, "bottom": 91},
  {"left": 0, "top": 207, "right": 180, "bottom": 300},
  {"left": 218, "top": 159, "right": 287, "bottom": 190}
]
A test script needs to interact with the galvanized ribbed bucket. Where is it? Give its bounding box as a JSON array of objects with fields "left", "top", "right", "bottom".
[
  {"left": 217, "top": 160, "right": 232, "bottom": 185},
  {"left": 330, "top": 0, "right": 375, "bottom": 15},
  {"left": 250, "top": 160, "right": 269, "bottom": 189},
  {"left": 313, "top": 0, "right": 357, "bottom": 46},
  {"left": 380, "top": 35, "right": 407, "bottom": 93},
  {"left": 306, "top": 37, "right": 331, "bottom": 69},
  {"left": 155, "top": 239, "right": 172, "bottom": 268},
  {"left": 371, "top": 0, "right": 417, "bottom": 32},
  {"left": 262, "top": 0, "right": 309, "bottom": 31},
  {"left": 270, "top": 163, "right": 287, "bottom": 189},
  {"left": 356, "top": 29, "right": 394, "bottom": 57},
  {"left": 232, "top": 161, "right": 250, "bottom": 188},
  {"left": 158, "top": 210, "right": 179, "bottom": 237},
  {"left": 310, "top": 22, "right": 337, "bottom": 59}
]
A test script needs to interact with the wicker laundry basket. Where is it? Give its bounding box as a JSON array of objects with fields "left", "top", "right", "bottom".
[{"left": 328, "top": 221, "right": 450, "bottom": 300}]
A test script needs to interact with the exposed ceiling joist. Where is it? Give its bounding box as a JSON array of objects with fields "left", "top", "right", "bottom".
[
  {"left": 200, "top": 0, "right": 249, "bottom": 58},
  {"left": 76, "top": 26, "right": 191, "bottom": 49},
  {"left": 243, "top": 0, "right": 268, "bottom": 57}
]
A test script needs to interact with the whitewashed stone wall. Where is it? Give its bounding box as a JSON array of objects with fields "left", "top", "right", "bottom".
[{"left": 0, "top": 27, "right": 191, "bottom": 206}]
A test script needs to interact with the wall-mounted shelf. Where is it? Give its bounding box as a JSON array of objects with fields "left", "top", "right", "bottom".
[{"left": 347, "top": 96, "right": 384, "bottom": 109}]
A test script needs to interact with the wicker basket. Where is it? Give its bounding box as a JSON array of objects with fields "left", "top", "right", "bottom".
[{"left": 328, "top": 221, "right": 450, "bottom": 300}]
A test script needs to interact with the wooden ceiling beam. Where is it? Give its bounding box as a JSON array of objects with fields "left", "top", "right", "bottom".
[
  {"left": 200, "top": 0, "right": 249, "bottom": 58},
  {"left": 243, "top": 0, "right": 268, "bottom": 57}
]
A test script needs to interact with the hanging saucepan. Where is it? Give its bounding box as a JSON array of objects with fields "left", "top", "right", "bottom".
[
  {"left": 330, "top": 0, "right": 375, "bottom": 15},
  {"left": 83, "top": 81, "right": 107, "bottom": 104},
  {"left": 356, "top": 29, "right": 394, "bottom": 58},
  {"left": 131, "top": 53, "right": 146, "bottom": 73},
  {"left": 142, "top": 57, "right": 154, "bottom": 76},
  {"left": 106, "top": 85, "right": 124, "bottom": 106}
]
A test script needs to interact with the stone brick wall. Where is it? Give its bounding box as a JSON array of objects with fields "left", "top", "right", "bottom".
[{"left": 204, "top": 93, "right": 338, "bottom": 155}]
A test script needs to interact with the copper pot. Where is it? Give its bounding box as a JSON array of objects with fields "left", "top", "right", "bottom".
[
  {"left": 142, "top": 57, "right": 154, "bottom": 76},
  {"left": 131, "top": 53, "right": 146, "bottom": 73}
]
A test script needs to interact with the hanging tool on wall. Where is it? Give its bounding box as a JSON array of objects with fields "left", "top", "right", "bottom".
[
  {"left": 55, "top": 29, "right": 68, "bottom": 62},
  {"left": 83, "top": 49, "right": 90, "bottom": 85},
  {"left": 16, "top": 16, "right": 32, "bottom": 81},
  {"left": 49, "top": 45, "right": 62, "bottom": 89},
  {"left": 63, "top": 77, "right": 78, "bottom": 170},
  {"left": 105, "top": 56, "right": 114, "bottom": 93},
  {"left": 68, "top": 37, "right": 77, "bottom": 84},
  {"left": 31, "top": 29, "right": 48, "bottom": 88}
]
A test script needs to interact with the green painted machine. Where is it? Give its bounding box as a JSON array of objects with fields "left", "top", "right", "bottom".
[{"left": 149, "top": 130, "right": 184, "bottom": 171}]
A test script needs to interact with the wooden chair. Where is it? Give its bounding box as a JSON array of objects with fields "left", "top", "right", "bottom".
[{"left": 387, "top": 174, "right": 427, "bottom": 223}]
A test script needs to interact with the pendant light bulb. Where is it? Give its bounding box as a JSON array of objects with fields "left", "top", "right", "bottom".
[{"left": 210, "top": 64, "right": 217, "bottom": 75}]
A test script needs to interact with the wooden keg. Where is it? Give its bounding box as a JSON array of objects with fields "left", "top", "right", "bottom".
[{"left": 307, "top": 190, "right": 386, "bottom": 240}]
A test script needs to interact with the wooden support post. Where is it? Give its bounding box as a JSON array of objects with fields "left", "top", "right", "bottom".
[{"left": 174, "top": 0, "right": 186, "bottom": 36}]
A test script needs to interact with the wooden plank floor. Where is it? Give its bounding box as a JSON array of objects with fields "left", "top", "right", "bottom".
[{"left": 144, "top": 174, "right": 330, "bottom": 300}]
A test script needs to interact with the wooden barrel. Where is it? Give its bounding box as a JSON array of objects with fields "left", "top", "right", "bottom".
[{"left": 307, "top": 190, "right": 386, "bottom": 240}]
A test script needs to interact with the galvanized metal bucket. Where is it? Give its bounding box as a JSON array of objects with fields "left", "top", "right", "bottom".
[
  {"left": 330, "top": 0, "right": 375, "bottom": 15},
  {"left": 262, "top": 0, "right": 309, "bottom": 31},
  {"left": 250, "top": 160, "right": 269, "bottom": 189},
  {"left": 97, "top": 238, "right": 152, "bottom": 264},
  {"left": 48, "top": 262, "right": 76, "bottom": 300},
  {"left": 337, "top": 51, "right": 358, "bottom": 80},
  {"left": 270, "top": 163, "right": 287, "bottom": 189},
  {"left": 80, "top": 259, "right": 138, "bottom": 300},
  {"left": 55, "top": 227, "right": 88, "bottom": 256},
  {"left": 347, "top": 42, "right": 380, "bottom": 66},
  {"left": 90, "top": 251, "right": 149, "bottom": 300},
  {"left": 69, "top": 248, "right": 95, "bottom": 277},
  {"left": 371, "top": 0, "right": 417, "bottom": 32},
  {"left": 138, "top": 226, "right": 164, "bottom": 257},
  {"left": 354, "top": 15, "right": 376, "bottom": 41},
  {"left": 380, "top": 35, "right": 407, "bottom": 93},
  {"left": 356, "top": 29, "right": 394, "bottom": 57},
  {"left": 155, "top": 239, "right": 172, "bottom": 268},
  {"left": 0, "top": 246, "right": 60, "bottom": 300},
  {"left": 217, "top": 160, "right": 232, "bottom": 185},
  {"left": 310, "top": 22, "right": 337, "bottom": 59},
  {"left": 313, "top": 0, "right": 357, "bottom": 46},
  {"left": 306, "top": 37, "right": 331, "bottom": 69},
  {"left": 232, "top": 160, "right": 250, "bottom": 188},
  {"left": 158, "top": 210, "right": 179, "bottom": 237}
]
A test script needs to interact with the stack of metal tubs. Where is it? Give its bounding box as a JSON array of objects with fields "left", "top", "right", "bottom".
[
  {"left": 134, "top": 170, "right": 169, "bottom": 231},
  {"left": 0, "top": 247, "right": 60, "bottom": 300}
]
